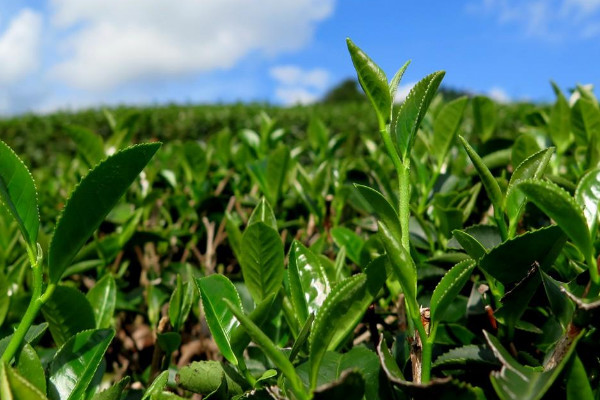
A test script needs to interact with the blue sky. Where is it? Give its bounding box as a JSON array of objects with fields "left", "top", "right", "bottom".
[{"left": 0, "top": 0, "right": 599, "bottom": 115}]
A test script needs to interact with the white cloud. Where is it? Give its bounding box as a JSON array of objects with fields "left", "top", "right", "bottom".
[
  {"left": 488, "top": 86, "right": 511, "bottom": 103},
  {"left": 467, "top": 0, "right": 600, "bottom": 39},
  {"left": 270, "top": 65, "right": 329, "bottom": 90},
  {"left": 274, "top": 87, "right": 318, "bottom": 105},
  {"left": 393, "top": 82, "right": 416, "bottom": 103},
  {"left": 0, "top": 9, "right": 43, "bottom": 85},
  {"left": 49, "top": 0, "right": 335, "bottom": 91}
]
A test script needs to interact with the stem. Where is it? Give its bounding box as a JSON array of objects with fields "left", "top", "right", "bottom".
[
  {"left": 399, "top": 161, "right": 411, "bottom": 252},
  {"left": 421, "top": 339, "right": 433, "bottom": 383},
  {"left": 1, "top": 256, "right": 54, "bottom": 364},
  {"left": 237, "top": 357, "right": 257, "bottom": 387}
]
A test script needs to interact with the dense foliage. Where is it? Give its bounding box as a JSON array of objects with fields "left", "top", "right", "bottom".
[{"left": 1, "top": 39, "right": 599, "bottom": 399}]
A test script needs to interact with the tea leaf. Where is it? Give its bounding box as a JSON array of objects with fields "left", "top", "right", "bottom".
[
  {"left": 240, "top": 221, "right": 284, "bottom": 303},
  {"left": 517, "top": 179, "right": 592, "bottom": 271},
  {"left": 575, "top": 167, "right": 600, "bottom": 236},
  {"left": 451, "top": 230, "right": 487, "bottom": 260},
  {"left": 331, "top": 227, "right": 364, "bottom": 266},
  {"left": 48, "top": 328, "right": 114, "bottom": 400},
  {"left": 459, "top": 136, "right": 504, "bottom": 219},
  {"left": 396, "top": 71, "right": 445, "bottom": 160},
  {"left": 539, "top": 271, "right": 574, "bottom": 330},
  {"left": 91, "top": 376, "right": 130, "bottom": 400},
  {"left": 86, "top": 274, "right": 116, "bottom": 329},
  {"left": 511, "top": 133, "right": 541, "bottom": 169},
  {"left": 430, "top": 259, "right": 476, "bottom": 326},
  {"left": 230, "top": 294, "right": 276, "bottom": 356},
  {"left": 65, "top": 125, "right": 105, "bottom": 167},
  {"left": 485, "top": 330, "right": 582, "bottom": 400},
  {"left": 196, "top": 275, "right": 243, "bottom": 365},
  {"left": 0, "top": 362, "right": 48, "bottom": 400},
  {"left": 389, "top": 61, "right": 411, "bottom": 106},
  {"left": 472, "top": 96, "right": 496, "bottom": 142},
  {"left": 0, "top": 140, "right": 39, "bottom": 252},
  {"left": 42, "top": 285, "right": 96, "bottom": 346},
  {"left": 247, "top": 197, "right": 277, "bottom": 230},
  {"left": 346, "top": 38, "right": 391, "bottom": 128},
  {"left": 432, "top": 344, "right": 499, "bottom": 369},
  {"left": 566, "top": 355, "right": 593, "bottom": 400},
  {"left": 288, "top": 241, "right": 330, "bottom": 324},
  {"left": 312, "top": 370, "right": 365, "bottom": 400},
  {"left": 377, "top": 337, "right": 404, "bottom": 381},
  {"left": 549, "top": 85, "right": 571, "bottom": 153},
  {"left": 309, "top": 256, "right": 386, "bottom": 389},
  {"left": 432, "top": 96, "right": 469, "bottom": 166},
  {"left": 49, "top": 143, "right": 160, "bottom": 283},
  {"left": 142, "top": 370, "right": 168, "bottom": 400},
  {"left": 225, "top": 299, "right": 308, "bottom": 400},
  {"left": 168, "top": 276, "right": 194, "bottom": 332},
  {"left": 15, "top": 343, "right": 45, "bottom": 395},
  {"left": 354, "top": 184, "right": 401, "bottom": 240}
]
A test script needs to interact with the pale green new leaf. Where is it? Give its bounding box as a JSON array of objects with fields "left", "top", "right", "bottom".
[
  {"left": 86, "top": 274, "right": 116, "bottom": 329},
  {"left": 0, "top": 140, "right": 39, "bottom": 251},
  {"left": 472, "top": 96, "right": 496, "bottom": 142},
  {"left": 49, "top": 143, "right": 161, "bottom": 283},
  {"left": 575, "top": 167, "right": 600, "bottom": 237},
  {"left": 430, "top": 259, "right": 476, "bottom": 326},
  {"left": 247, "top": 197, "right": 277, "bottom": 230},
  {"left": 0, "top": 362, "right": 48, "bottom": 400},
  {"left": 432, "top": 96, "right": 469, "bottom": 166}
]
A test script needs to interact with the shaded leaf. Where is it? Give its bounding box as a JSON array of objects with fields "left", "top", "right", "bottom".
[
  {"left": 42, "top": 285, "right": 96, "bottom": 346},
  {"left": 430, "top": 259, "right": 476, "bottom": 326}
]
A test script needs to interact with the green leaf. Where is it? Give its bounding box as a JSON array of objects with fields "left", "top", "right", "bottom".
[
  {"left": 451, "top": 230, "right": 487, "bottom": 260},
  {"left": 65, "top": 125, "right": 105, "bottom": 167},
  {"left": 0, "top": 140, "right": 39, "bottom": 251},
  {"left": 485, "top": 330, "right": 582, "bottom": 400},
  {"left": 224, "top": 213, "right": 243, "bottom": 261},
  {"left": 395, "top": 71, "right": 445, "bottom": 159},
  {"left": 177, "top": 361, "right": 246, "bottom": 397},
  {"left": 142, "top": 370, "right": 168, "bottom": 400},
  {"left": 48, "top": 329, "right": 115, "bottom": 400},
  {"left": 312, "top": 370, "right": 365, "bottom": 400},
  {"left": 0, "top": 324, "right": 48, "bottom": 360},
  {"left": 225, "top": 299, "right": 308, "bottom": 400},
  {"left": 459, "top": 136, "right": 504, "bottom": 219},
  {"left": 479, "top": 225, "right": 566, "bottom": 285},
  {"left": 247, "top": 145, "right": 290, "bottom": 205},
  {"left": 549, "top": 85, "right": 571, "bottom": 154},
  {"left": 346, "top": 38, "right": 391, "bottom": 128},
  {"left": 330, "top": 227, "right": 364, "bottom": 266},
  {"left": 517, "top": 179, "right": 593, "bottom": 276},
  {"left": 354, "top": 184, "right": 401, "bottom": 240},
  {"left": 447, "top": 224, "right": 502, "bottom": 251},
  {"left": 432, "top": 96, "right": 469, "bottom": 166},
  {"left": 575, "top": 167, "right": 600, "bottom": 236},
  {"left": 472, "top": 96, "right": 496, "bottom": 142},
  {"left": 571, "top": 98, "right": 600, "bottom": 145},
  {"left": 168, "top": 276, "right": 194, "bottom": 332},
  {"left": 566, "top": 355, "right": 593, "bottom": 400},
  {"left": 432, "top": 344, "right": 499, "bottom": 369},
  {"left": 247, "top": 197, "right": 277, "bottom": 230},
  {"left": 289, "top": 313, "right": 314, "bottom": 363},
  {"left": 309, "top": 256, "right": 386, "bottom": 390},
  {"left": 49, "top": 143, "right": 161, "bottom": 283},
  {"left": 240, "top": 222, "right": 284, "bottom": 303},
  {"left": 196, "top": 275, "right": 244, "bottom": 365},
  {"left": 378, "top": 222, "right": 418, "bottom": 319},
  {"left": 505, "top": 148, "right": 554, "bottom": 230},
  {"left": 42, "top": 285, "right": 96, "bottom": 346},
  {"left": 511, "top": 133, "right": 541, "bottom": 169},
  {"left": 0, "top": 362, "right": 48, "bottom": 400},
  {"left": 430, "top": 259, "right": 476, "bottom": 326},
  {"left": 389, "top": 61, "right": 411, "bottom": 106},
  {"left": 376, "top": 336, "right": 404, "bottom": 381},
  {"left": 288, "top": 241, "right": 331, "bottom": 325},
  {"left": 15, "top": 343, "right": 45, "bottom": 395},
  {"left": 229, "top": 293, "right": 276, "bottom": 356},
  {"left": 91, "top": 376, "right": 130, "bottom": 400},
  {"left": 86, "top": 275, "right": 116, "bottom": 329},
  {"left": 539, "top": 271, "right": 574, "bottom": 330}
]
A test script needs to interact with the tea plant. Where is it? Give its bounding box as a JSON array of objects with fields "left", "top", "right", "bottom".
[{"left": 1, "top": 36, "right": 600, "bottom": 400}]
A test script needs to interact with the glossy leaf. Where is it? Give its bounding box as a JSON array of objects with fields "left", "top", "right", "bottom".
[
  {"left": 330, "top": 227, "right": 364, "bottom": 266},
  {"left": 517, "top": 180, "right": 592, "bottom": 267},
  {"left": 485, "top": 330, "right": 582, "bottom": 400},
  {"left": 448, "top": 224, "right": 502, "bottom": 251},
  {"left": 389, "top": 61, "right": 411, "bottom": 105},
  {"left": 49, "top": 143, "right": 160, "bottom": 283},
  {"left": 459, "top": 136, "right": 503, "bottom": 217},
  {"left": 472, "top": 96, "right": 496, "bottom": 142},
  {"left": 539, "top": 271, "right": 574, "bottom": 330},
  {"left": 247, "top": 197, "right": 277, "bottom": 230},
  {"left": 42, "top": 285, "right": 96, "bottom": 346},
  {"left": 309, "top": 256, "right": 386, "bottom": 389},
  {"left": 48, "top": 328, "right": 114, "bottom": 400},
  {"left": 354, "top": 184, "right": 401, "bottom": 239},
  {"left": 571, "top": 97, "right": 600, "bottom": 145},
  {"left": 91, "top": 376, "right": 130, "bottom": 400},
  {"left": 177, "top": 361, "right": 245, "bottom": 397},
  {"left": 0, "top": 362, "right": 48, "bottom": 400},
  {"left": 395, "top": 71, "right": 445, "bottom": 159},
  {"left": 430, "top": 259, "right": 476, "bottom": 325},
  {"left": 15, "top": 343, "right": 45, "bottom": 395},
  {"left": 479, "top": 225, "right": 566, "bottom": 284},
  {"left": 432, "top": 344, "right": 499, "bottom": 369},
  {"left": 141, "top": 370, "right": 168, "bottom": 400},
  {"left": 378, "top": 222, "right": 418, "bottom": 319},
  {"left": 196, "top": 275, "right": 243, "bottom": 365},
  {"left": 240, "top": 221, "right": 284, "bottom": 303},
  {"left": 575, "top": 167, "right": 600, "bottom": 236},
  {"left": 225, "top": 299, "right": 308, "bottom": 400},
  {"left": 432, "top": 96, "right": 469, "bottom": 166},
  {"left": 288, "top": 241, "right": 330, "bottom": 324},
  {"left": 511, "top": 133, "right": 541, "bottom": 169},
  {"left": 0, "top": 140, "right": 39, "bottom": 250},
  {"left": 566, "top": 355, "right": 593, "bottom": 400},
  {"left": 505, "top": 148, "right": 554, "bottom": 228},
  {"left": 451, "top": 230, "right": 487, "bottom": 260},
  {"left": 289, "top": 313, "right": 314, "bottom": 363},
  {"left": 346, "top": 38, "right": 391, "bottom": 128},
  {"left": 86, "top": 274, "right": 116, "bottom": 329},
  {"left": 377, "top": 337, "right": 404, "bottom": 381},
  {"left": 229, "top": 293, "right": 276, "bottom": 356},
  {"left": 65, "top": 125, "right": 105, "bottom": 167}
]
